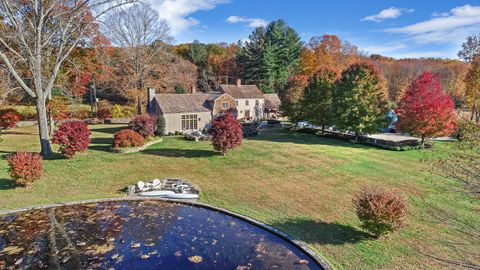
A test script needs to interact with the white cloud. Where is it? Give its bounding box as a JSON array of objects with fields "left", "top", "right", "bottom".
[
  {"left": 149, "top": 0, "right": 229, "bottom": 35},
  {"left": 362, "top": 43, "right": 407, "bottom": 54},
  {"left": 432, "top": 11, "right": 449, "bottom": 17},
  {"left": 362, "top": 7, "right": 414, "bottom": 22},
  {"left": 385, "top": 5, "right": 480, "bottom": 44},
  {"left": 226, "top": 15, "right": 268, "bottom": 28}
]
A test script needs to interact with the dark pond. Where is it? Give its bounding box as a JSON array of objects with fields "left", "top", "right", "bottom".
[{"left": 0, "top": 200, "right": 322, "bottom": 269}]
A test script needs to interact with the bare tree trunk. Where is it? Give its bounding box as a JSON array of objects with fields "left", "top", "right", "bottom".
[
  {"left": 137, "top": 95, "right": 142, "bottom": 115},
  {"left": 36, "top": 97, "right": 53, "bottom": 156}
]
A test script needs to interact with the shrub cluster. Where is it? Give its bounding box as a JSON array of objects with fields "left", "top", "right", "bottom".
[
  {"left": 0, "top": 109, "right": 22, "bottom": 129},
  {"left": 113, "top": 129, "right": 145, "bottom": 149},
  {"left": 99, "top": 103, "right": 135, "bottom": 119},
  {"left": 353, "top": 186, "right": 407, "bottom": 237},
  {"left": 129, "top": 114, "right": 157, "bottom": 138},
  {"left": 52, "top": 120, "right": 91, "bottom": 158},
  {"left": 7, "top": 152, "right": 43, "bottom": 187}
]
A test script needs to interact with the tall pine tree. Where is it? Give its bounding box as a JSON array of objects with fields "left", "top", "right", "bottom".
[
  {"left": 239, "top": 20, "right": 302, "bottom": 93},
  {"left": 333, "top": 63, "right": 388, "bottom": 139}
]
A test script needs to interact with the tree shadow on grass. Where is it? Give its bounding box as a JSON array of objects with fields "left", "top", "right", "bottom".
[
  {"left": 271, "top": 218, "right": 373, "bottom": 245},
  {"left": 142, "top": 148, "right": 218, "bottom": 158},
  {"left": 1, "top": 131, "right": 34, "bottom": 135},
  {"left": 248, "top": 129, "right": 367, "bottom": 149},
  {"left": 90, "top": 126, "right": 126, "bottom": 135},
  {"left": 88, "top": 137, "right": 113, "bottom": 152},
  {"left": 0, "top": 179, "right": 16, "bottom": 190},
  {"left": 42, "top": 152, "right": 67, "bottom": 161}
]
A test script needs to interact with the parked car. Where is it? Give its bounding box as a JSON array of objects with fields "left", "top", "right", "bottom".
[
  {"left": 242, "top": 123, "right": 259, "bottom": 137},
  {"left": 297, "top": 121, "right": 318, "bottom": 129}
]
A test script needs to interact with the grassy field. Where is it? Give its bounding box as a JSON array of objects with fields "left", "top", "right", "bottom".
[{"left": 0, "top": 124, "right": 478, "bottom": 269}]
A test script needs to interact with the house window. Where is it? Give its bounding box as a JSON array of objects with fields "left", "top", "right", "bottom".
[
  {"left": 235, "top": 100, "right": 238, "bottom": 106},
  {"left": 221, "top": 101, "right": 229, "bottom": 110},
  {"left": 181, "top": 114, "right": 198, "bottom": 130},
  {"left": 245, "top": 100, "right": 249, "bottom": 106},
  {"left": 255, "top": 100, "right": 259, "bottom": 105}
]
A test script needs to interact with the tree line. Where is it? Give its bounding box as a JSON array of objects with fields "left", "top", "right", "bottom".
[{"left": 0, "top": 1, "right": 477, "bottom": 154}]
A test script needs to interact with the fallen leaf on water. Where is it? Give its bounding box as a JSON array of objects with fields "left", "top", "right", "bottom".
[
  {"left": 14, "top": 258, "right": 23, "bottom": 265},
  {"left": 140, "top": 254, "right": 150, "bottom": 260},
  {"left": 174, "top": 251, "right": 182, "bottom": 257},
  {"left": 3, "top": 246, "right": 24, "bottom": 255},
  {"left": 298, "top": 259, "right": 309, "bottom": 265},
  {"left": 131, "top": 243, "right": 141, "bottom": 248},
  {"left": 188, "top": 255, "right": 203, "bottom": 263}
]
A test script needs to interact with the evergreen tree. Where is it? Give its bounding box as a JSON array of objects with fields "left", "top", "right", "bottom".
[
  {"left": 302, "top": 69, "right": 337, "bottom": 133},
  {"left": 333, "top": 63, "right": 388, "bottom": 139},
  {"left": 239, "top": 27, "right": 267, "bottom": 88},
  {"left": 239, "top": 20, "right": 302, "bottom": 93},
  {"left": 156, "top": 116, "right": 166, "bottom": 136},
  {"left": 187, "top": 40, "right": 207, "bottom": 68}
]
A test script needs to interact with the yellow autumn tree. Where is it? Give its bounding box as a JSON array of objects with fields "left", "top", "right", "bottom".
[{"left": 464, "top": 57, "right": 480, "bottom": 123}]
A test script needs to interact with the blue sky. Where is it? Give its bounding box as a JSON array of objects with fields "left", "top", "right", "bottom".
[{"left": 148, "top": 0, "right": 480, "bottom": 59}]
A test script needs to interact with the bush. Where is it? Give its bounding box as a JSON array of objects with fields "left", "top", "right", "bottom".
[
  {"left": 457, "top": 119, "right": 480, "bottom": 148},
  {"left": 111, "top": 105, "right": 124, "bottom": 118},
  {"left": 0, "top": 109, "right": 22, "bottom": 129},
  {"left": 128, "top": 114, "right": 157, "bottom": 138},
  {"left": 353, "top": 187, "right": 407, "bottom": 237},
  {"left": 209, "top": 112, "right": 243, "bottom": 155},
  {"left": 97, "top": 100, "right": 111, "bottom": 111},
  {"left": 122, "top": 106, "right": 136, "bottom": 118},
  {"left": 112, "top": 129, "right": 144, "bottom": 149},
  {"left": 175, "top": 84, "right": 186, "bottom": 94},
  {"left": 97, "top": 108, "right": 112, "bottom": 120},
  {"left": 52, "top": 120, "right": 91, "bottom": 158},
  {"left": 156, "top": 116, "right": 166, "bottom": 136},
  {"left": 7, "top": 152, "right": 43, "bottom": 187},
  {"left": 71, "top": 108, "right": 91, "bottom": 119}
]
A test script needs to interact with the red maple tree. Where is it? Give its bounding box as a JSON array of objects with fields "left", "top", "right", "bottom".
[
  {"left": 396, "top": 72, "right": 457, "bottom": 144},
  {"left": 209, "top": 112, "right": 243, "bottom": 155}
]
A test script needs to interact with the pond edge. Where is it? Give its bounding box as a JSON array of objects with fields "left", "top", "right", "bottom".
[{"left": 0, "top": 197, "right": 332, "bottom": 270}]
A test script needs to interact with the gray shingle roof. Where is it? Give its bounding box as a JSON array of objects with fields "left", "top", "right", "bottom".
[
  {"left": 218, "top": 84, "right": 264, "bottom": 99},
  {"left": 264, "top": 94, "right": 281, "bottom": 110},
  {"left": 155, "top": 94, "right": 212, "bottom": 114}
]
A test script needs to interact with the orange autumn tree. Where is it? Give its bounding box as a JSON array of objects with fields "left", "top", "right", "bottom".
[{"left": 300, "top": 35, "right": 360, "bottom": 76}]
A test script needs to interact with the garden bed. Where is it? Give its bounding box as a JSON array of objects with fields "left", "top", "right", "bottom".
[{"left": 111, "top": 137, "right": 163, "bottom": 153}]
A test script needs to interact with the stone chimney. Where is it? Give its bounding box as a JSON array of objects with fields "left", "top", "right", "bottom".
[
  {"left": 147, "top": 87, "right": 156, "bottom": 114},
  {"left": 191, "top": 85, "right": 196, "bottom": 93},
  {"left": 236, "top": 78, "right": 241, "bottom": 86}
]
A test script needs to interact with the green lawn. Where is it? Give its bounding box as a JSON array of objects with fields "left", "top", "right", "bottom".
[{"left": 0, "top": 125, "right": 478, "bottom": 269}]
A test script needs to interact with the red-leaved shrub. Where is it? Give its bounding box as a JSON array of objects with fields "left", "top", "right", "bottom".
[
  {"left": 52, "top": 120, "right": 91, "bottom": 158},
  {"left": 97, "top": 108, "right": 112, "bottom": 120},
  {"left": 209, "top": 112, "right": 243, "bottom": 155},
  {"left": 353, "top": 187, "right": 407, "bottom": 237},
  {"left": 113, "top": 129, "right": 144, "bottom": 149},
  {"left": 7, "top": 152, "right": 43, "bottom": 187},
  {"left": 128, "top": 114, "right": 157, "bottom": 138},
  {"left": 0, "top": 109, "right": 22, "bottom": 129}
]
